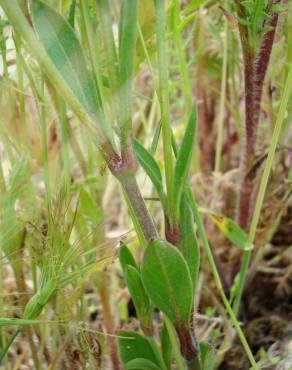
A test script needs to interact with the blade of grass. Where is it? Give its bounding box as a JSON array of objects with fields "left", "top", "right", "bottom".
[
  {"left": 154, "top": 0, "right": 175, "bottom": 223},
  {"left": 119, "top": 0, "right": 139, "bottom": 153}
]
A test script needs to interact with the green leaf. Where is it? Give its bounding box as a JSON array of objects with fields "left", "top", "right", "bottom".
[
  {"left": 178, "top": 13, "right": 196, "bottom": 33},
  {"left": 123, "top": 265, "right": 153, "bottom": 334},
  {"left": 124, "top": 358, "right": 161, "bottom": 370},
  {"left": 0, "top": 318, "right": 43, "bottom": 327},
  {"left": 119, "top": 243, "right": 138, "bottom": 271},
  {"left": 8, "top": 155, "right": 29, "bottom": 197},
  {"left": 179, "top": 195, "right": 200, "bottom": 287},
  {"left": 67, "top": 0, "right": 76, "bottom": 27},
  {"left": 133, "top": 139, "right": 167, "bottom": 210},
  {"left": 141, "top": 239, "right": 193, "bottom": 327},
  {"left": 119, "top": 0, "right": 139, "bottom": 147},
  {"left": 31, "top": 1, "right": 99, "bottom": 118},
  {"left": 183, "top": 0, "right": 208, "bottom": 15},
  {"left": 199, "top": 342, "right": 215, "bottom": 370},
  {"left": 150, "top": 120, "right": 162, "bottom": 155},
  {"left": 118, "top": 331, "right": 160, "bottom": 365},
  {"left": 79, "top": 189, "right": 102, "bottom": 226},
  {"left": 209, "top": 213, "right": 251, "bottom": 251},
  {"left": 161, "top": 323, "right": 172, "bottom": 369},
  {"left": 172, "top": 106, "right": 197, "bottom": 221}
]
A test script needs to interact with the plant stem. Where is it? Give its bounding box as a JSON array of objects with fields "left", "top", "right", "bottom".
[
  {"left": 121, "top": 176, "right": 158, "bottom": 243},
  {"left": 186, "top": 189, "right": 259, "bottom": 369},
  {"left": 233, "top": 56, "right": 292, "bottom": 315},
  {"left": 236, "top": 2, "right": 280, "bottom": 230},
  {"left": 154, "top": 0, "right": 175, "bottom": 223},
  {"left": 215, "top": 19, "right": 228, "bottom": 172}
]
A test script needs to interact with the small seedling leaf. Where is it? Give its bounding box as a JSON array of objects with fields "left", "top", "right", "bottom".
[
  {"left": 118, "top": 331, "right": 160, "bottom": 366},
  {"left": 209, "top": 213, "right": 251, "bottom": 251},
  {"left": 199, "top": 342, "right": 215, "bottom": 370},
  {"left": 141, "top": 239, "right": 193, "bottom": 327},
  {"left": 119, "top": 243, "right": 138, "bottom": 271},
  {"left": 133, "top": 139, "right": 167, "bottom": 210},
  {"left": 161, "top": 322, "right": 172, "bottom": 369},
  {"left": 124, "top": 265, "right": 153, "bottom": 334},
  {"left": 172, "top": 106, "right": 197, "bottom": 221},
  {"left": 124, "top": 358, "right": 161, "bottom": 370}
]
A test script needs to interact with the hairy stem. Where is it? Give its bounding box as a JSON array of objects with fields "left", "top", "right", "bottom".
[{"left": 236, "top": 2, "right": 280, "bottom": 230}]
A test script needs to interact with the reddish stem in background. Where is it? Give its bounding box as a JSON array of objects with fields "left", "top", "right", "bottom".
[{"left": 236, "top": 1, "right": 281, "bottom": 231}]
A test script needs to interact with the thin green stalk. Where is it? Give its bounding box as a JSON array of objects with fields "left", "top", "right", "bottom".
[
  {"left": 154, "top": 0, "right": 175, "bottom": 222},
  {"left": 188, "top": 194, "right": 259, "bottom": 370},
  {"left": 0, "top": 329, "right": 20, "bottom": 362},
  {"left": 39, "top": 78, "right": 52, "bottom": 223},
  {"left": 215, "top": 19, "right": 228, "bottom": 172},
  {"left": 96, "top": 0, "right": 120, "bottom": 121},
  {"left": 172, "top": 0, "right": 192, "bottom": 112},
  {"left": 119, "top": 0, "right": 139, "bottom": 154},
  {"left": 233, "top": 58, "right": 292, "bottom": 315},
  {"left": 60, "top": 101, "right": 70, "bottom": 192}
]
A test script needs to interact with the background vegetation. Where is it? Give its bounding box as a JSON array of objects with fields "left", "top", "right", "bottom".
[{"left": 0, "top": 0, "right": 291, "bottom": 369}]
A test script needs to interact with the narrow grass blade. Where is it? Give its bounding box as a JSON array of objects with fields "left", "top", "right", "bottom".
[
  {"left": 119, "top": 0, "right": 139, "bottom": 151},
  {"left": 133, "top": 138, "right": 167, "bottom": 210},
  {"left": 172, "top": 106, "right": 197, "bottom": 221},
  {"left": 119, "top": 243, "right": 138, "bottom": 271},
  {"left": 180, "top": 195, "right": 200, "bottom": 287}
]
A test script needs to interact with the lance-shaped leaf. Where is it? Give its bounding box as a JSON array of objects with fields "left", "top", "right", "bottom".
[
  {"left": 141, "top": 239, "right": 193, "bottom": 328},
  {"left": 119, "top": 243, "right": 138, "bottom": 272},
  {"left": 199, "top": 342, "right": 215, "bottom": 370},
  {"left": 172, "top": 106, "right": 197, "bottom": 221},
  {"left": 119, "top": 244, "right": 152, "bottom": 334},
  {"left": 31, "top": 1, "right": 99, "bottom": 119},
  {"left": 180, "top": 195, "right": 200, "bottom": 287},
  {"left": 133, "top": 139, "right": 167, "bottom": 210},
  {"left": 209, "top": 213, "right": 251, "bottom": 251},
  {"left": 161, "top": 322, "right": 172, "bottom": 369},
  {"left": 124, "top": 266, "right": 153, "bottom": 335},
  {"left": 118, "top": 331, "right": 166, "bottom": 369},
  {"left": 119, "top": 0, "right": 139, "bottom": 147}
]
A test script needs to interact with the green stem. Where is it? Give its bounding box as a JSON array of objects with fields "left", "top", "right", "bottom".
[
  {"left": 154, "top": 0, "right": 175, "bottom": 223},
  {"left": 173, "top": 0, "right": 192, "bottom": 112},
  {"left": 120, "top": 176, "right": 158, "bottom": 243},
  {"left": 188, "top": 194, "right": 259, "bottom": 370},
  {"left": 233, "top": 57, "right": 292, "bottom": 315}
]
